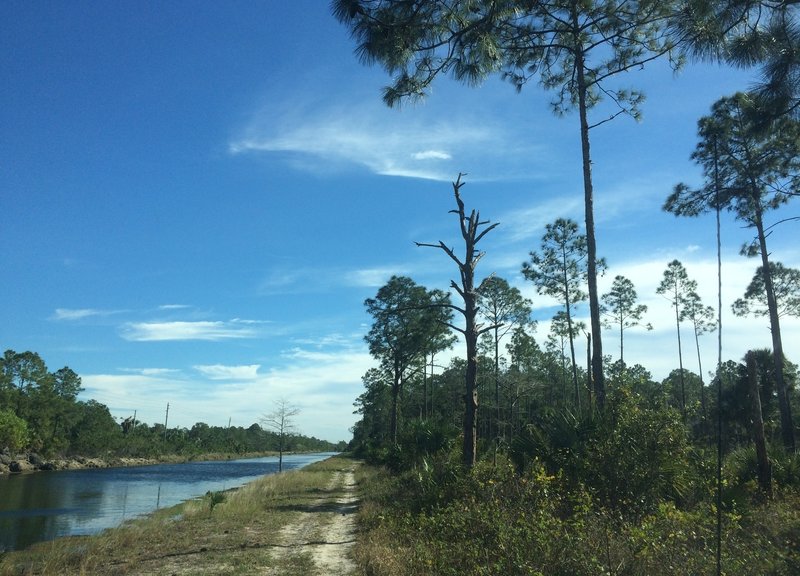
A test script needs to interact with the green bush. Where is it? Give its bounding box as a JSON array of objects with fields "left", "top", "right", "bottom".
[
  {"left": 0, "top": 409, "right": 28, "bottom": 452},
  {"left": 585, "top": 387, "right": 693, "bottom": 515},
  {"left": 510, "top": 387, "right": 695, "bottom": 518},
  {"left": 392, "top": 419, "right": 458, "bottom": 471},
  {"left": 68, "top": 400, "right": 122, "bottom": 455}
]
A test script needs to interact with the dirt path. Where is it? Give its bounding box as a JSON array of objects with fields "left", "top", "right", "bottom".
[{"left": 267, "top": 464, "right": 359, "bottom": 575}]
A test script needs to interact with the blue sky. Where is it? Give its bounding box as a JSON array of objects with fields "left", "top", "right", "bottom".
[{"left": 2, "top": 2, "right": 798, "bottom": 443}]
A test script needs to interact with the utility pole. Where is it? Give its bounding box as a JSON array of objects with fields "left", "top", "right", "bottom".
[
  {"left": 132, "top": 410, "right": 137, "bottom": 432},
  {"left": 164, "top": 402, "right": 169, "bottom": 441}
]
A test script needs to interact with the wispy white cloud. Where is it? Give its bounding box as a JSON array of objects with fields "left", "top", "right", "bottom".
[
  {"left": 229, "top": 94, "right": 549, "bottom": 182},
  {"left": 194, "top": 364, "right": 261, "bottom": 380},
  {"left": 258, "top": 267, "right": 339, "bottom": 295},
  {"left": 158, "top": 304, "right": 192, "bottom": 311},
  {"left": 121, "top": 367, "right": 184, "bottom": 377},
  {"left": 120, "top": 320, "right": 259, "bottom": 342},
  {"left": 231, "top": 122, "right": 475, "bottom": 181},
  {"left": 291, "top": 332, "right": 364, "bottom": 350},
  {"left": 498, "top": 171, "right": 673, "bottom": 243},
  {"left": 498, "top": 196, "right": 584, "bottom": 243},
  {"left": 259, "top": 263, "right": 420, "bottom": 294},
  {"left": 81, "top": 373, "right": 187, "bottom": 408},
  {"left": 344, "top": 265, "right": 411, "bottom": 288},
  {"left": 52, "top": 308, "right": 121, "bottom": 321},
  {"left": 597, "top": 175, "right": 664, "bottom": 215},
  {"left": 413, "top": 150, "right": 452, "bottom": 161}
]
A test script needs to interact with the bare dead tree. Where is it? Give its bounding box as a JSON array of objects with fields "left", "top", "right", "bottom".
[{"left": 416, "top": 174, "right": 499, "bottom": 469}]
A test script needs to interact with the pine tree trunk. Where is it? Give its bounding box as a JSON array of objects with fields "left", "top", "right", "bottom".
[
  {"left": 673, "top": 288, "right": 686, "bottom": 421},
  {"left": 586, "top": 332, "right": 592, "bottom": 410},
  {"left": 494, "top": 326, "right": 501, "bottom": 447},
  {"left": 573, "top": 14, "right": 604, "bottom": 408},
  {"left": 754, "top": 210, "right": 795, "bottom": 451},
  {"left": 566, "top": 299, "right": 580, "bottom": 408},
  {"left": 390, "top": 363, "right": 401, "bottom": 445},
  {"left": 746, "top": 351, "right": 772, "bottom": 496},
  {"left": 694, "top": 322, "right": 708, "bottom": 436},
  {"left": 423, "top": 354, "right": 428, "bottom": 420}
]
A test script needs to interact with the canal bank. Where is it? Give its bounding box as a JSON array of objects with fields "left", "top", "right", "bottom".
[
  {"left": 0, "top": 451, "right": 160, "bottom": 474},
  {"left": 0, "top": 453, "right": 336, "bottom": 552},
  {"left": 0, "top": 450, "right": 285, "bottom": 475},
  {"left": 0, "top": 455, "right": 360, "bottom": 576}
]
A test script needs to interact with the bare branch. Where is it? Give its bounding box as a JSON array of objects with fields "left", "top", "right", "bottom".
[
  {"left": 474, "top": 222, "right": 500, "bottom": 244},
  {"left": 415, "top": 240, "right": 465, "bottom": 267}
]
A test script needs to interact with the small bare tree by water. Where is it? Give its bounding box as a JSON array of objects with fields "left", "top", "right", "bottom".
[{"left": 261, "top": 398, "right": 299, "bottom": 472}]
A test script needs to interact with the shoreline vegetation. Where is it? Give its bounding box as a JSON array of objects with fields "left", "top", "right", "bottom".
[
  {"left": 0, "top": 450, "right": 310, "bottom": 476},
  {"left": 0, "top": 455, "right": 360, "bottom": 576}
]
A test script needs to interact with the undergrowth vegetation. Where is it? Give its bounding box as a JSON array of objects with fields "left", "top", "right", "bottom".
[
  {"left": 353, "top": 388, "right": 800, "bottom": 576},
  {"left": 356, "top": 458, "right": 799, "bottom": 575}
]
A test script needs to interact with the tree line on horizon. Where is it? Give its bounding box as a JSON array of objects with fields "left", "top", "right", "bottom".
[{"left": 0, "top": 349, "right": 345, "bottom": 459}]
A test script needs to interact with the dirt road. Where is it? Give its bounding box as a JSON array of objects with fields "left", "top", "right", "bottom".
[{"left": 266, "top": 465, "right": 359, "bottom": 575}]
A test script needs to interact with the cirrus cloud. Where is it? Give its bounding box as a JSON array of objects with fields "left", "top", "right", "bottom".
[
  {"left": 120, "top": 320, "right": 259, "bottom": 342},
  {"left": 228, "top": 90, "right": 550, "bottom": 182},
  {"left": 52, "top": 308, "right": 122, "bottom": 321}
]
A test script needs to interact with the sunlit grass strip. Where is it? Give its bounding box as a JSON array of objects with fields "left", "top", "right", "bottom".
[{"left": 0, "top": 455, "right": 355, "bottom": 576}]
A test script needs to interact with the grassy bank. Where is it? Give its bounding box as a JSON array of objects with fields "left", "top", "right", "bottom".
[{"left": 0, "top": 455, "right": 358, "bottom": 576}]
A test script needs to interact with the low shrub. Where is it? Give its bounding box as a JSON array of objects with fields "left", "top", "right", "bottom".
[{"left": 0, "top": 410, "right": 28, "bottom": 452}]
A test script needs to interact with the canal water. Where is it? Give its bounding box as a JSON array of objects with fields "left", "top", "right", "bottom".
[{"left": 0, "top": 452, "right": 336, "bottom": 552}]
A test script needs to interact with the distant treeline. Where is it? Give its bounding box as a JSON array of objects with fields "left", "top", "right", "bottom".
[{"left": 0, "top": 349, "right": 346, "bottom": 458}]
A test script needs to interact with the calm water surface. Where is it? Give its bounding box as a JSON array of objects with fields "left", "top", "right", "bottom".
[{"left": 0, "top": 452, "right": 336, "bottom": 552}]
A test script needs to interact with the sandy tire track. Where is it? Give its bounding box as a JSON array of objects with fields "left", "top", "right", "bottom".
[{"left": 267, "top": 465, "right": 358, "bottom": 575}]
